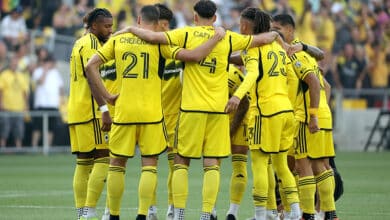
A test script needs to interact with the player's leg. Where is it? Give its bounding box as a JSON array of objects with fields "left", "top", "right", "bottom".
[
  {"left": 70, "top": 124, "right": 94, "bottom": 220},
  {"left": 106, "top": 124, "right": 136, "bottom": 219},
  {"left": 83, "top": 119, "right": 110, "bottom": 219},
  {"left": 172, "top": 112, "right": 206, "bottom": 220},
  {"left": 201, "top": 113, "right": 230, "bottom": 220},
  {"left": 266, "top": 159, "right": 279, "bottom": 220},
  {"left": 172, "top": 154, "right": 190, "bottom": 220},
  {"left": 295, "top": 123, "right": 317, "bottom": 220},
  {"left": 312, "top": 131, "right": 337, "bottom": 220},
  {"left": 227, "top": 124, "right": 249, "bottom": 220},
  {"left": 137, "top": 122, "right": 168, "bottom": 220},
  {"left": 138, "top": 156, "right": 159, "bottom": 220}
]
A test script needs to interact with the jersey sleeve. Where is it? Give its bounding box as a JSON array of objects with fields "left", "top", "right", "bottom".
[
  {"left": 164, "top": 27, "right": 188, "bottom": 47},
  {"left": 233, "top": 48, "right": 259, "bottom": 99},
  {"left": 290, "top": 52, "right": 315, "bottom": 80},
  {"left": 229, "top": 31, "right": 253, "bottom": 52},
  {"left": 228, "top": 65, "right": 245, "bottom": 97},
  {"left": 96, "top": 37, "right": 116, "bottom": 62},
  {"left": 160, "top": 44, "right": 182, "bottom": 60}
]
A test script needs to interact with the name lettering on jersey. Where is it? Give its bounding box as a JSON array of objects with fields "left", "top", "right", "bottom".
[
  {"left": 193, "top": 31, "right": 211, "bottom": 39},
  {"left": 120, "top": 37, "right": 147, "bottom": 45}
]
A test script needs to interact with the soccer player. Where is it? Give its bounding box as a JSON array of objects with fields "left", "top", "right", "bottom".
[
  {"left": 85, "top": 5, "right": 225, "bottom": 220},
  {"left": 118, "top": 1, "right": 283, "bottom": 219},
  {"left": 226, "top": 64, "right": 251, "bottom": 220},
  {"left": 225, "top": 8, "right": 301, "bottom": 220},
  {"left": 271, "top": 14, "right": 338, "bottom": 220},
  {"left": 67, "top": 8, "right": 113, "bottom": 220},
  {"left": 146, "top": 4, "right": 183, "bottom": 220}
]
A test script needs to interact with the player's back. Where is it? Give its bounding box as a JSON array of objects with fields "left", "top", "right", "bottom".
[
  {"left": 98, "top": 33, "right": 168, "bottom": 124},
  {"left": 249, "top": 41, "right": 292, "bottom": 116},
  {"left": 165, "top": 26, "right": 252, "bottom": 113},
  {"left": 68, "top": 33, "right": 101, "bottom": 124}
]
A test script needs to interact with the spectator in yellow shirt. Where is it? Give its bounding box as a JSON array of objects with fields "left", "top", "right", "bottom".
[{"left": 0, "top": 55, "right": 29, "bottom": 148}]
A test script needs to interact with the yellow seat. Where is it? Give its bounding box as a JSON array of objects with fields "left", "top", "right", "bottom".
[{"left": 342, "top": 98, "right": 367, "bottom": 109}]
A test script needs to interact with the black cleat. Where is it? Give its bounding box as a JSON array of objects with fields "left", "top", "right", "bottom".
[
  {"left": 225, "top": 214, "right": 236, "bottom": 220},
  {"left": 136, "top": 214, "right": 146, "bottom": 220},
  {"left": 110, "top": 215, "right": 120, "bottom": 220}
]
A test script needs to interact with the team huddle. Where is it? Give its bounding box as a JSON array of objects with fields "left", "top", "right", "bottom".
[{"left": 67, "top": 1, "right": 339, "bottom": 220}]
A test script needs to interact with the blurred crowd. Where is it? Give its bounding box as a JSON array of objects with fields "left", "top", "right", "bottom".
[{"left": 0, "top": 0, "right": 389, "bottom": 147}]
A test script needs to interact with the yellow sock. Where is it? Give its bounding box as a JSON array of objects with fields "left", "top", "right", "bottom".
[
  {"left": 230, "top": 154, "right": 248, "bottom": 205},
  {"left": 278, "top": 185, "right": 290, "bottom": 212},
  {"left": 167, "top": 152, "right": 175, "bottom": 205},
  {"left": 138, "top": 166, "right": 157, "bottom": 215},
  {"left": 267, "top": 162, "right": 277, "bottom": 210},
  {"left": 202, "top": 165, "right": 220, "bottom": 213},
  {"left": 251, "top": 150, "right": 269, "bottom": 207},
  {"left": 172, "top": 164, "right": 188, "bottom": 209},
  {"left": 73, "top": 158, "right": 93, "bottom": 208},
  {"left": 85, "top": 157, "right": 109, "bottom": 207},
  {"left": 271, "top": 152, "right": 299, "bottom": 205},
  {"left": 316, "top": 170, "right": 336, "bottom": 212},
  {"left": 298, "top": 176, "right": 316, "bottom": 214},
  {"left": 107, "top": 165, "right": 126, "bottom": 216}
]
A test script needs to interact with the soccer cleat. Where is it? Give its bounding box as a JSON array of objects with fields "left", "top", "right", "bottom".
[
  {"left": 301, "top": 213, "right": 315, "bottom": 220},
  {"left": 137, "top": 215, "right": 147, "bottom": 220},
  {"left": 148, "top": 212, "right": 158, "bottom": 220},
  {"left": 101, "top": 207, "right": 110, "bottom": 220},
  {"left": 77, "top": 208, "right": 84, "bottom": 220},
  {"left": 225, "top": 214, "right": 236, "bottom": 220},
  {"left": 166, "top": 205, "right": 174, "bottom": 220},
  {"left": 266, "top": 210, "right": 279, "bottom": 220},
  {"left": 109, "top": 215, "right": 120, "bottom": 220}
]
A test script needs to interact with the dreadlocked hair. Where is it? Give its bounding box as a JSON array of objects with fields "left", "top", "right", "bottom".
[
  {"left": 83, "top": 8, "right": 112, "bottom": 29},
  {"left": 241, "top": 7, "right": 271, "bottom": 34}
]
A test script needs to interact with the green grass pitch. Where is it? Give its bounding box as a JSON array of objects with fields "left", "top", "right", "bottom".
[{"left": 1, "top": 151, "right": 390, "bottom": 219}]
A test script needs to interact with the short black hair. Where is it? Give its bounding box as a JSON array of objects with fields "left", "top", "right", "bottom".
[
  {"left": 83, "top": 8, "right": 112, "bottom": 29},
  {"left": 140, "top": 5, "right": 160, "bottom": 24},
  {"left": 241, "top": 7, "right": 271, "bottom": 34},
  {"left": 193, "top": 0, "right": 217, "bottom": 19},
  {"left": 155, "top": 3, "right": 173, "bottom": 21},
  {"left": 272, "top": 14, "right": 295, "bottom": 29}
]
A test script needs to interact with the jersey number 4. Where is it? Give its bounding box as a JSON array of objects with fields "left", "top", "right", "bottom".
[{"left": 199, "top": 57, "right": 217, "bottom": 74}]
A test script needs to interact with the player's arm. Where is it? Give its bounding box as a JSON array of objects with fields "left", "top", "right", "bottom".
[
  {"left": 85, "top": 54, "right": 116, "bottom": 131},
  {"left": 250, "top": 31, "right": 280, "bottom": 48},
  {"left": 288, "top": 43, "right": 325, "bottom": 61},
  {"left": 323, "top": 76, "right": 331, "bottom": 104},
  {"left": 115, "top": 26, "right": 168, "bottom": 44},
  {"left": 225, "top": 51, "right": 259, "bottom": 113},
  {"left": 229, "top": 52, "right": 243, "bottom": 66},
  {"left": 303, "top": 72, "right": 321, "bottom": 133},
  {"left": 230, "top": 95, "right": 249, "bottom": 137},
  {"left": 174, "top": 27, "right": 225, "bottom": 62}
]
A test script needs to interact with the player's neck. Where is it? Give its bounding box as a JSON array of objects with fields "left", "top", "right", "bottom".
[{"left": 139, "top": 23, "right": 158, "bottom": 31}]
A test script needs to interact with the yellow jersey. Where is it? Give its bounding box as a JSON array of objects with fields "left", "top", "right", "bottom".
[
  {"left": 164, "top": 26, "right": 253, "bottom": 113},
  {"left": 162, "top": 59, "right": 183, "bottom": 117},
  {"left": 0, "top": 70, "right": 29, "bottom": 112},
  {"left": 234, "top": 41, "right": 293, "bottom": 116},
  {"left": 68, "top": 33, "right": 106, "bottom": 124},
  {"left": 97, "top": 33, "right": 178, "bottom": 124},
  {"left": 99, "top": 59, "right": 118, "bottom": 116},
  {"left": 290, "top": 39, "right": 332, "bottom": 129}
]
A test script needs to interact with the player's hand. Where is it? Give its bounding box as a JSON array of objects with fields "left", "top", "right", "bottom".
[
  {"left": 308, "top": 115, "right": 320, "bottom": 133},
  {"left": 287, "top": 43, "right": 303, "bottom": 56},
  {"left": 106, "top": 94, "right": 119, "bottom": 106},
  {"left": 214, "top": 26, "right": 226, "bottom": 40},
  {"left": 112, "top": 26, "right": 132, "bottom": 36},
  {"left": 225, "top": 96, "right": 240, "bottom": 113},
  {"left": 101, "top": 111, "right": 112, "bottom": 132}
]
